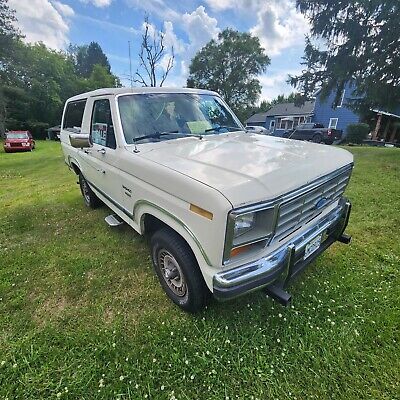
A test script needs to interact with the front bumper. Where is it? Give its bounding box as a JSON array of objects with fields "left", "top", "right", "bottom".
[{"left": 213, "top": 198, "right": 351, "bottom": 300}]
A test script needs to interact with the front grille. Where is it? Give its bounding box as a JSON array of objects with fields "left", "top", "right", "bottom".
[{"left": 273, "top": 168, "right": 352, "bottom": 242}]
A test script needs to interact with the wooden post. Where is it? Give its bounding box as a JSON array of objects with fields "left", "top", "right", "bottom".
[
  {"left": 389, "top": 124, "right": 398, "bottom": 143},
  {"left": 383, "top": 118, "right": 391, "bottom": 140},
  {"left": 372, "top": 113, "right": 382, "bottom": 140}
]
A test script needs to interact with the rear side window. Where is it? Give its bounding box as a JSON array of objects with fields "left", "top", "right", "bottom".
[{"left": 63, "top": 100, "right": 86, "bottom": 132}]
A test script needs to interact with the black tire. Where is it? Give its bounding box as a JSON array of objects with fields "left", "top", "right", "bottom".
[
  {"left": 151, "top": 227, "right": 210, "bottom": 313},
  {"left": 312, "top": 133, "right": 322, "bottom": 143},
  {"left": 79, "top": 173, "right": 101, "bottom": 208}
]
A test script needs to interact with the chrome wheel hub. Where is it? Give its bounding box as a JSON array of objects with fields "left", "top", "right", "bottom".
[
  {"left": 158, "top": 249, "right": 187, "bottom": 297},
  {"left": 82, "top": 180, "right": 90, "bottom": 202}
]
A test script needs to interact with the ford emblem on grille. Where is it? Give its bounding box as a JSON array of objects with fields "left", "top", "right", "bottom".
[{"left": 315, "top": 197, "right": 329, "bottom": 210}]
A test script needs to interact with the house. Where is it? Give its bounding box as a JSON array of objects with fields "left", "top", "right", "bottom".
[
  {"left": 246, "top": 83, "right": 361, "bottom": 136},
  {"left": 246, "top": 101, "right": 315, "bottom": 135}
]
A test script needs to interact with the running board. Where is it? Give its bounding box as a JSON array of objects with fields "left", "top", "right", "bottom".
[{"left": 105, "top": 214, "right": 124, "bottom": 227}]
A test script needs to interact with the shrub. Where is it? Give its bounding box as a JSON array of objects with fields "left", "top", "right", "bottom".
[{"left": 346, "top": 123, "right": 370, "bottom": 144}]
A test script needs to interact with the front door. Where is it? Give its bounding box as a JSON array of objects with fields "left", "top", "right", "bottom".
[{"left": 81, "top": 98, "right": 125, "bottom": 215}]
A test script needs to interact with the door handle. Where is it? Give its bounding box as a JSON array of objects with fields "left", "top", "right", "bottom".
[{"left": 97, "top": 148, "right": 106, "bottom": 154}]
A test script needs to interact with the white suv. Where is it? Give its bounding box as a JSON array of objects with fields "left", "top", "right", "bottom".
[{"left": 60, "top": 87, "right": 353, "bottom": 312}]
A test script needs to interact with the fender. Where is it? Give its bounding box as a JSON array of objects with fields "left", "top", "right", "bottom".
[{"left": 134, "top": 200, "right": 212, "bottom": 267}]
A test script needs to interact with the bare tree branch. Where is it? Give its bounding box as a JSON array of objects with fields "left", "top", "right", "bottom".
[{"left": 134, "top": 16, "right": 175, "bottom": 87}]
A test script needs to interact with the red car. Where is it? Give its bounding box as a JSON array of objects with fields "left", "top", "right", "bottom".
[{"left": 4, "top": 131, "right": 35, "bottom": 153}]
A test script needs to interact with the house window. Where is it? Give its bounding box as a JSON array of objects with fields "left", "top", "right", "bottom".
[
  {"left": 338, "top": 89, "right": 346, "bottom": 107},
  {"left": 329, "top": 118, "right": 338, "bottom": 129}
]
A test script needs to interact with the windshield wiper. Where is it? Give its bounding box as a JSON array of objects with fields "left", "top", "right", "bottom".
[
  {"left": 133, "top": 130, "right": 180, "bottom": 142},
  {"left": 133, "top": 130, "right": 203, "bottom": 143},
  {"left": 205, "top": 125, "right": 241, "bottom": 133}
]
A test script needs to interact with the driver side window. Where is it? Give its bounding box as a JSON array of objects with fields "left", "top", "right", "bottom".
[{"left": 91, "top": 99, "right": 116, "bottom": 149}]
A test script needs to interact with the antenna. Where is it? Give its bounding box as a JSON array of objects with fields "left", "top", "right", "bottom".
[{"left": 128, "top": 40, "right": 133, "bottom": 88}]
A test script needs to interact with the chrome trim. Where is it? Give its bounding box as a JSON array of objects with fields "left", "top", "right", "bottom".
[
  {"left": 215, "top": 199, "right": 348, "bottom": 293},
  {"left": 86, "top": 178, "right": 134, "bottom": 219},
  {"left": 222, "top": 163, "right": 353, "bottom": 264},
  {"left": 133, "top": 200, "right": 212, "bottom": 267}
]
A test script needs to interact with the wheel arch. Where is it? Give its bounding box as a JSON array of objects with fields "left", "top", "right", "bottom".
[{"left": 136, "top": 202, "right": 212, "bottom": 268}]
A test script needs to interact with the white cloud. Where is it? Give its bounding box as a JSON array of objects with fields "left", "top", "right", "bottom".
[
  {"left": 9, "top": 0, "right": 73, "bottom": 49},
  {"left": 181, "top": 6, "right": 220, "bottom": 54},
  {"left": 258, "top": 68, "right": 301, "bottom": 101},
  {"left": 126, "top": 0, "right": 179, "bottom": 21},
  {"left": 207, "top": 0, "right": 309, "bottom": 56},
  {"left": 250, "top": 1, "right": 309, "bottom": 56},
  {"left": 80, "top": 0, "right": 112, "bottom": 7},
  {"left": 53, "top": 1, "right": 74, "bottom": 17}
]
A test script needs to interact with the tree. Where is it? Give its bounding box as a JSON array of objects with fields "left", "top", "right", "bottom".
[
  {"left": 70, "top": 41, "right": 111, "bottom": 78},
  {"left": 187, "top": 29, "right": 270, "bottom": 120},
  {"left": 134, "top": 17, "right": 175, "bottom": 87},
  {"left": 0, "top": 0, "right": 21, "bottom": 134},
  {"left": 290, "top": 1, "right": 400, "bottom": 114}
]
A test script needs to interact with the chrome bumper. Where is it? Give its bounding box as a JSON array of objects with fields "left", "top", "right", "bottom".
[{"left": 213, "top": 198, "right": 352, "bottom": 300}]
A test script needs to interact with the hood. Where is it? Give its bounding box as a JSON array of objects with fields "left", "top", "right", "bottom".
[{"left": 137, "top": 132, "right": 353, "bottom": 207}]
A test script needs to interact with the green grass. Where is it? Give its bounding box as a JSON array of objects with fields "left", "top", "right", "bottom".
[{"left": 0, "top": 141, "right": 399, "bottom": 399}]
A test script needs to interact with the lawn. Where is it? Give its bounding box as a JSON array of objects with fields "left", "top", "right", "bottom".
[{"left": 0, "top": 141, "right": 399, "bottom": 399}]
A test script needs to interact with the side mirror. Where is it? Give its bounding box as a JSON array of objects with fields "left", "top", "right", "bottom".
[{"left": 69, "top": 133, "right": 90, "bottom": 148}]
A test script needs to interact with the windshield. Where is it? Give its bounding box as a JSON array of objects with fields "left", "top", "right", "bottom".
[
  {"left": 118, "top": 93, "right": 243, "bottom": 144},
  {"left": 7, "top": 132, "right": 28, "bottom": 139}
]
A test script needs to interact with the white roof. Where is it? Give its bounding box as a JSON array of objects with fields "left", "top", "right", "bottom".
[{"left": 68, "top": 87, "right": 218, "bottom": 101}]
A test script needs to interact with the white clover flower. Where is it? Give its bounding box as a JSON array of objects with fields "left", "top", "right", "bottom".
[
  {"left": 183, "top": 337, "right": 187, "bottom": 342},
  {"left": 190, "top": 375, "right": 194, "bottom": 380},
  {"left": 185, "top": 360, "right": 189, "bottom": 365},
  {"left": 112, "top": 343, "right": 116, "bottom": 348},
  {"left": 278, "top": 313, "right": 282, "bottom": 318},
  {"left": 12, "top": 363, "right": 17, "bottom": 368},
  {"left": 135, "top": 384, "right": 139, "bottom": 389},
  {"left": 161, "top": 385, "right": 165, "bottom": 390},
  {"left": 1, "top": 361, "right": 5, "bottom": 366},
  {"left": 153, "top": 358, "right": 156, "bottom": 363},
  {"left": 119, "top": 375, "right": 124, "bottom": 381},
  {"left": 170, "top": 332, "right": 174, "bottom": 336},
  {"left": 276, "top": 338, "right": 281, "bottom": 343},
  {"left": 56, "top": 393, "right": 62, "bottom": 398}
]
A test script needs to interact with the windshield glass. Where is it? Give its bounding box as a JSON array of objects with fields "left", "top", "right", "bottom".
[
  {"left": 118, "top": 93, "right": 243, "bottom": 144},
  {"left": 7, "top": 132, "right": 28, "bottom": 139}
]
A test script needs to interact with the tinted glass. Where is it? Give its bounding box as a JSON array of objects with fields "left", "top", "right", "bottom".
[
  {"left": 91, "top": 99, "right": 116, "bottom": 149},
  {"left": 118, "top": 93, "right": 242, "bottom": 144},
  {"left": 63, "top": 100, "right": 86, "bottom": 131},
  {"left": 7, "top": 132, "right": 28, "bottom": 139}
]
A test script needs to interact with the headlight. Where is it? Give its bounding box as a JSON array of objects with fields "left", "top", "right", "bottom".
[
  {"left": 234, "top": 213, "right": 255, "bottom": 238},
  {"left": 224, "top": 206, "right": 276, "bottom": 262}
]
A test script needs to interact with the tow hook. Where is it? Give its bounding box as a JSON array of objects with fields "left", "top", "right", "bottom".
[
  {"left": 338, "top": 233, "right": 352, "bottom": 244},
  {"left": 264, "top": 285, "right": 292, "bottom": 307}
]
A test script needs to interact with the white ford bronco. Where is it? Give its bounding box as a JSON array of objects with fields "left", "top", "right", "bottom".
[{"left": 60, "top": 87, "right": 353, "bottom": 312}]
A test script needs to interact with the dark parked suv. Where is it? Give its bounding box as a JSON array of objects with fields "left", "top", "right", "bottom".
[{"left": 284, "top": 123, "right": 342, "bottom": 144}]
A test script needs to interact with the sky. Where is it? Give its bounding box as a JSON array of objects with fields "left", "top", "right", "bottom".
[{"left": 9, "top": 0, "right": 311, "bottom": 102}]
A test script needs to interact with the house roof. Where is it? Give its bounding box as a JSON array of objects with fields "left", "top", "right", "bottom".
[{"left": 246, "top": 100, "right": 315, "bottom": 123}]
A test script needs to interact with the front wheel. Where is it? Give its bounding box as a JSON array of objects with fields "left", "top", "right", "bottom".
[
  {"left": 151, "top": 228, "right": 210, "bottom": 313},
  {"left": 79, "top": 173, "right": 101, "bottom": 208}
]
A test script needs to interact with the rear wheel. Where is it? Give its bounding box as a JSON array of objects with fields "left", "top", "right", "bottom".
[
  {"left": 151, "top": 227, "right": 210, "bottom": 313},
  {"left": 79, "top": 173, "right": 101, "bottom": 208},
  {"left": 312, "top": 134, "right": 322, "bottom": 143}
]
